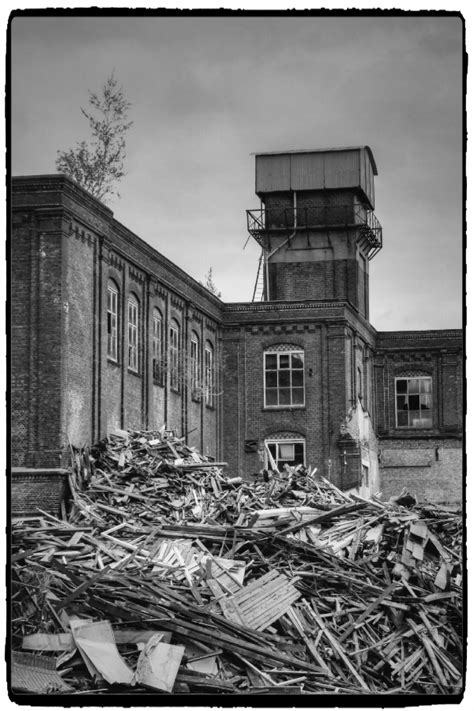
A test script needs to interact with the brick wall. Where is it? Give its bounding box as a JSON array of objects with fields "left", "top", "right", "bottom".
[
  {"left": 63, "top": 221, "right": 97, "bottom": 448},
  {"left": 378, "top": 438, "right": 462, "bottom": 506},
  {"left": 221, "top": 305, "right": 378, "bottom": 488},
  {"left": 11, "top": 469, "right": 69, "bottom": 517},
  {"left": 11, "top": 209, "right": 66, "bottom": 468},
  {"left": 263, "top": 188, "right": 370, "bottom": 315},
  {"left": 374, "top": 331, "right": 463, "bottom": 436},
  {"left": 11, "top": 175, "right": 222, "bottom": 473},
  {"left": 11, "top": 213, "right": 33, "bottom": 466}
]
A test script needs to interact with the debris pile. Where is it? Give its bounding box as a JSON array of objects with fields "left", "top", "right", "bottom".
[{"left": 11, "top": 429, "right": 464, "bottom": 696}]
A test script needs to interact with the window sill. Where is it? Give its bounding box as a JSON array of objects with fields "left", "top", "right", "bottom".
[
  {"left": 205, "top": 404, "right": 216, "bottom": 411},
  {"left": 127, "top": 368, "right": 141, "bottom": 378},
  {"left": 153, "top": 380, "right": 165, "bottom": 388},
  {"left": 263, "top": 405, "right": 306, "bottom": 412},
  {"left": 107, "top": 358, "right": 120, "bottom": 367},
  {"left": 395, "top": 426, "right": 433, "bottom": 432}
]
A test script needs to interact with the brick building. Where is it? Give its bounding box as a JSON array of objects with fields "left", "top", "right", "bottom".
[{"left": 10, "top": 146, "right": 463, "bottom": 513}]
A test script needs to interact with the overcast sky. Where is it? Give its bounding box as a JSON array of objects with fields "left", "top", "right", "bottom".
[{"left": 10, "top": 12, "right": 464, "bottom": 331}]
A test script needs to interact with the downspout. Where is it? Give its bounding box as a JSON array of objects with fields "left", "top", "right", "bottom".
[{"left": 264, "top": 248, "right": 270, "bottom": 302}]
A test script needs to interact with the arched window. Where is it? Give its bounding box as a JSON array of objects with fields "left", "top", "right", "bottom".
[
  {"left": 264, "top": 345, "right": 305, "bottom": 408},
  {"left": 107, "top": 279, "right": 119, "bottom": 361},
  {"left": 264, "top": 433, "right": 306, "bottom": 472},
  {"left": 152, "top": 308, "right": 163, "bottom": 384},
  {"left": 169, "top": 319, "right": 180, "bottom": 391},
  {"left": 190, "top": 332, "right": 201, "bottom": 397},
  {"left": 127, "top": 294, "right": 139, "bottom": 372}
]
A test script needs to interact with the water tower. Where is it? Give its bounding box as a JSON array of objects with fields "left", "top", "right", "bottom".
[{"left": 247, "top": 146, "right": 382, "bottom": 319}]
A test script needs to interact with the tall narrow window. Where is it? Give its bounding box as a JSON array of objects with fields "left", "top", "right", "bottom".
[
  {"left": 107, "top": 280, "right": 119, "bottom": 361},
  {"left": 152, "top": 308, "right": 163, "bottom": 384},
  {"left": 205, "top": 342, "right": 214, "bottom": 406},
  {"left": 264, "top": 347, "right": 305, "bottom": 408},
  {"left": 128, "top": 294, "right": 139, "bottom": 372},
  {"left": 169, "top": 320, "right": 180, "bottom": 391},
  {"left": 396, "top": 377, "right": 432, "bottom": 428},
  {"left": 190, "top": 333, "right": 200, "bottom": 397},
  {"left": 357, "top": 366, "right": 363, "bottom": 400}
]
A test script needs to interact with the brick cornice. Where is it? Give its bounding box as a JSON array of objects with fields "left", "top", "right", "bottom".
[
  {"left": 377, "top": 329, "right": 463, "bottom": 341},
  {"left": 12, "top": 174, "right": 113, "bottom": 222},
  {"left": 223, "top": 300, "right": 348, "bottom": 313}
]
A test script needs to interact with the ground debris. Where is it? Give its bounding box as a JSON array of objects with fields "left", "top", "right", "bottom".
[{"left": 10, "top": 429, "right": 464, "bottom": 696}]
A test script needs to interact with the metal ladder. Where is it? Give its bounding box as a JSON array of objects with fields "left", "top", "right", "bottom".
[{"left": 252, "top": 250, "right": 265, "bottom": 302}]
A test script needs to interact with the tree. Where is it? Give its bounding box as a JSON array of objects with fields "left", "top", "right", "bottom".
[
  {"left": 56, "top": 74, "right": 133, "bottom": 203},
  {"left": 201, "top": 267, "right": 221, "bottom": 298}
]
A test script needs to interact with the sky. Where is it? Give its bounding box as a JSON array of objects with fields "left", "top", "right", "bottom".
[{"left": 9, "top": 10, "right": 465, "bottom": 331}]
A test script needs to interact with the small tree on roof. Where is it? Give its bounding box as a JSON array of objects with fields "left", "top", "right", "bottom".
[
  {"left": 202, "top": 267, "right": 221, "bottom": 298},
  {"left": 55, "top": 73, "right": 133, "bottom": 203}
]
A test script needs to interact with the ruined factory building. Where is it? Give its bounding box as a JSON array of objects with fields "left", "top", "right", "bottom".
[{"left": 10, "top": 146, "right": 463, "bottom": 514}]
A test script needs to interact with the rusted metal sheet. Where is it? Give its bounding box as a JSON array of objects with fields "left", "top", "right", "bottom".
[
  {"left": 360, "top": 147, "right": 367, "bottom": 198},
  {"left": 256, "top": 147, "right": 376, "bottom": 207},
  {"left": 256, "top": 154, "right": 291, "bottom": 193},
  {"left": 290, "top": 152, "right": 325, "bottom": 190},
  {"left": 365, "top": 148, "right": 375, "bottom": 207},
  {"left": 324, "top": 149, "right": 360, "bottom": 189}
]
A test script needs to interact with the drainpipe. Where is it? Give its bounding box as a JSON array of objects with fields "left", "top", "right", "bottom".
[{"left": 264, "top": 248, "right": 270, "bottom": 301}]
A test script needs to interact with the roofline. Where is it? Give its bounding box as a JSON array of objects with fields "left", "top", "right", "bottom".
[{"left": 252, "top": 145, "right": 378, "bottom": 175}]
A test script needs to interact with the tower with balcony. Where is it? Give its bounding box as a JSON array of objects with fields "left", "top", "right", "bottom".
[{"left": 247, "top": 146, "right": 382, "bottom": 319}]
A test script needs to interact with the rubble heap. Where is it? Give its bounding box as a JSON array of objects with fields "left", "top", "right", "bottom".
[{"left": 11, "top": 429, "right": 464, "bottom": 696}]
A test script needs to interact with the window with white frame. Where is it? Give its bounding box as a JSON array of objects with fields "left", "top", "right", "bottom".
[
  {"left": 190, "top": 333, "right": 201, "bottom": 397},
  {"left": 127, "top": 294, "right": 139, "bottom": 372},
  {"left": 205, "top": 342, "right": 214, "bottom": 406},
  {"left": 264, "top": 347, "right": 305, "bottom": 407},
  {"left": 107, "top": 280, "right": 119, "bottom": 361},
  {"left": 265, "top": 437, "right": 306, "bottom": 472},
  {"left": 169, "top": 320, "right": 180, "bottom": 391},
  {"left": 396, "top": 376, "right": 432, "bottom": 428},
  {"left": 152, "top": 308, "right": 163, "bottom": 384}
]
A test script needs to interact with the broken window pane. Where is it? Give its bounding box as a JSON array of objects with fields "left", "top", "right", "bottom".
[{"left": 396, "top": 377, "right": 432, "bottom": 428}]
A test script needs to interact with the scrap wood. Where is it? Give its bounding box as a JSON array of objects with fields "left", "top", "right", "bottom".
[
  {"left": 218, "top": 571, "right": 301, "bottom": 631},
  {"left": 10, "top": 427, "right": 464, "bottom": 696},
  {"left": 22, "top": 632, "right": 74, "bottom": 652}
]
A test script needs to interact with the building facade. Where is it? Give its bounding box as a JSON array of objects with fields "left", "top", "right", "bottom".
[{"left": 10, "top": 147, "right": 463, "bottom": 511}]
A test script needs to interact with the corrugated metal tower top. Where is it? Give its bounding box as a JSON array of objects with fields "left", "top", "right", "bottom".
[{"left": 253, "top": 146, "right": 378, "bottom": 209}]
